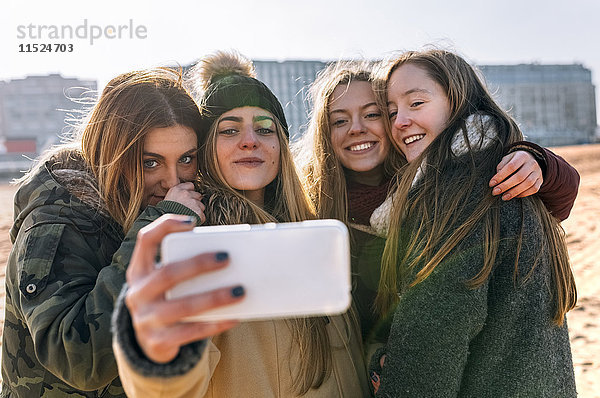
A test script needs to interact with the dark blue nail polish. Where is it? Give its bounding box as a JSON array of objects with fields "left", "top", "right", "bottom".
[
  {"left": 215, "top": 252, "right": 228, "bottom": 262},
  {"left": 370, "top": 371, "right": 379, "bottom": 382},
  {"left": 180, "top": 216, "right": 195, "bottom": 224},
  {"left": 231, "top": 286, "right": 244, "bottom": 297}
]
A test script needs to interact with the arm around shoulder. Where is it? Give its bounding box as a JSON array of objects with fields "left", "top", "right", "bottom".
[
  {"left": 537, "top": 145, "right": 579, "bottom": 220},
  {"left": 508, "top": 141, "right": 579, "bottom": 220}
]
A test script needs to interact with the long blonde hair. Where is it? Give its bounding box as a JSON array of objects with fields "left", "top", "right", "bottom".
[
  {"left": 294, "top": 61, "right": 403, "bottom": 224},
  {"left": 376, "top": 49, "right": 576, "bottom": 325},
  {"left": 197, "top": 103, "right": 332, "bottom": 395}
]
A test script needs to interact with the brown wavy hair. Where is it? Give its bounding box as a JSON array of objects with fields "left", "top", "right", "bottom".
[
  {"left": 80, "top": 68, "right": 203, "bottom": 232},
  {"left": 375, "top": 49, "right": 576, "bottom": 325}
]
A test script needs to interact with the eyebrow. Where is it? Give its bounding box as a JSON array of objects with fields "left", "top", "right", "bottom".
[
  {"left": 387, "top": 88, "right": 432, "bottom": 106},
  {"left": 218, "top": 115, "right": 275, "bottom": 123},
  {"left": 329, "top": 102, "right": 379, "bottom": 115},
  {"left": 143, "top": 147, "right": 197, "bottom": 159},
  {"left": 404, "top": 88, "right": 432, "bottom": 96},
  {"left": 254, "top": 115, "right": 275, "bottom": 123},
  {"left": 219, "top": 116, "right": 242, "bottom": 123}
]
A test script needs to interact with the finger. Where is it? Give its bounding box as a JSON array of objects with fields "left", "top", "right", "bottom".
[
  {"left": 183, "top": 190, "right": 203, "bottom": 199},
  {"left": 175, "top": 182, "right": 196, "bottom": 191},
  {"left": 127, "top": 215, "right": 196, "bottom": 282},
  {"left": 520, "top": 156, "right": 543, "bottom": 186},
  {"left": 491, "top": 164, "right": 535, "bottom": 196},
  {"left": 500, "top": 173, "right": 539, "bottom": 200},
  {"left": 196, "top": 202, "right": 206, "bottom": 225},
  {"left": 197, "top": 210, "right": 206, "bottom": 225},
  {"left": 127, "top": 252, "right": 231, "bottom": 304},
  {"left": 509, "top": 151, "right": 540, "bottom": 177},
  {"left": 134, "top": 285, "right": 244, "bottom": 328},
  {"left": 496, "top": 153, "right": 512, "bottom": 173},
  {"left": 370, "top": 372, "right": 381, "bottom": 394},
  {"left": 515, "top": 179, "right": 543, "bottom": 198},
  {"left": 494, "top": 171, "right": 536, "bottom": 199},
  {"left": 489, "top": 153, "right": 516, "bottom": 187},
  {"left": 164, "top": 183, "right": 196, "bottom": 197},
  {"left": 139, "top": 320, "right": 239, "bottom": 364}
]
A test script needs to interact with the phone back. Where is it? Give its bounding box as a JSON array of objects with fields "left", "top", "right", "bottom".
[{"left": 161, "top": 219, "right": 351, "bottom": 321}]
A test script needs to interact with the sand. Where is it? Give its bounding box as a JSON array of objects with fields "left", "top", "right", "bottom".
[{"left": 0, "top": 144, "right": 598, "bottom": 396}]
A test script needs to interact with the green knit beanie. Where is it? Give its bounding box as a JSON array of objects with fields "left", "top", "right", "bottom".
[{"left": 192, "top": 51, "right": 289, "bottom": 138}]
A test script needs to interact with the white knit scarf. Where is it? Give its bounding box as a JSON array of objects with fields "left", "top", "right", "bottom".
[{"left": 370, "top": 113, "right": 500, "bottom": 237}]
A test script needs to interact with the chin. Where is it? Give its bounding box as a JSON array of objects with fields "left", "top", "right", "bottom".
[
  {"left": 351, "top": 164, "right": 378, "bottom": 173},
  {"left": 229, "top": 180, "right": 264, "bottom": 191},
  {"left": 401, "top": 151, "right": 416, "bottom": 163}
]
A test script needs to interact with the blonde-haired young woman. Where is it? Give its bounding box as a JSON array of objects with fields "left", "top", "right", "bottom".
[
  {"left": 112, "top": 52, "right": 370, "bottom": 398},
  {"left": 1, "top": 68, "right": 206, "bottom": 397}
]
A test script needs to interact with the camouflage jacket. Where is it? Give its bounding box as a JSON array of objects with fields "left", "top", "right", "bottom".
[{"left": 1, "top": 150, "right": 197, "bottom": 397}]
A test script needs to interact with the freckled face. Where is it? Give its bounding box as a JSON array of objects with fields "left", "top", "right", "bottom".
[
  {"left": 215, "top": 106, "right": 280, "bottom": 203},
  {"left": 142, "top": 125, "right": 198, "bottom": 207},
  {"left": 387, "top": 64, "right": 451, "bottom": 162},
  {"left": 329, "top": 81, "right": 390, "bottom": 175}
]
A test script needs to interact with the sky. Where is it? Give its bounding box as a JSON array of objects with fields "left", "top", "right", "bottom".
[{"left": 2, "top": 0, "right": 599, "bottom": 123}]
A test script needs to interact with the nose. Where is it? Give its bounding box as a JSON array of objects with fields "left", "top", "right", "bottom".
[
  {"left": 239, "top": 126, "right": 259, "bottom": 149},
  {"left": 393, "top": 112, "right": 411, "bottom": 130},
  {"left": 160, "top": 167, "right": 181, "bottom": 190},
  {"left": 348, "top": 116, "right": 366, "bottom": 136}
]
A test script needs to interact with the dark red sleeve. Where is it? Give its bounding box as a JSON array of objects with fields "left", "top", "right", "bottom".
[{"left": 507, "top": 141, "right": 580, "bottom": 221}]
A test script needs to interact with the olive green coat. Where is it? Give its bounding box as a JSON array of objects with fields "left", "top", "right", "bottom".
[{"left": 1, "top": 150, "right": 196, "bottom": 397}]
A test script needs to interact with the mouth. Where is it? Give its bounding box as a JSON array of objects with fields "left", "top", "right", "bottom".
[
  {"left": 403, "top": 134, "right": 425, "bottom": 145},
  {"left": 347, "top": 141, "right": 376, "bottom": 152},
  {"left": 234, "top": 158, "right": 264, "bottom": 166}
]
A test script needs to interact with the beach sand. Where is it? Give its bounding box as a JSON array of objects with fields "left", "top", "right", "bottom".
[{"left": 0, "top": 144, "right": 598, "bottom": 396}]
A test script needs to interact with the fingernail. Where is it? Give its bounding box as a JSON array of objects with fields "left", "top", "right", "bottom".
[
  {"left": 492, "top": 187, "right": 501, "bottom": 195},
  {"left": 489, "top": 179, "right": 497, "bottom": 186},
  {"left": 215, "top": 252, "right": 228, "bottom": 262},
  {"left": 502, "top": 193, "right": 511, "bottom": 201},
  {"left": 231, "top": 286, "right": 244, "bottom": 297},
  {"left": 180, "top": 216, "right": 195, "bottom": 224}
]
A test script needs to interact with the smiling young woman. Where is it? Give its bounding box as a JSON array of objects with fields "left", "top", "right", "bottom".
[
  {"left": 371, "top": 49, "right": 577, "bottom": 397},
  {"left": 328, "top": 80, "right": 391, "bottom": 184},
  {"left": 386, "top": 63, "right": 451, "bottom": 163}
]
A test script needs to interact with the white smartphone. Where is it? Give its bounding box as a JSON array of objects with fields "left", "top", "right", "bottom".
[{"left": 160, "top": 219, "right": 351, "bottom": 322}]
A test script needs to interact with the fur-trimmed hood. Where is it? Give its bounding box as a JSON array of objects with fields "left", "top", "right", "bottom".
[{"left": 200, "top": 184, "right": 276, "bottom": 226}]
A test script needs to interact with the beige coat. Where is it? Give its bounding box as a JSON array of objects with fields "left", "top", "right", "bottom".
[{"left": 114, "top": 309, "right": 370, "bottom": 398}]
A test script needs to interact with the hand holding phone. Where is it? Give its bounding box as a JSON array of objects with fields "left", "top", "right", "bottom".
[
  {"left": 124, "top": 215, "right": 242, "bottom": 363},
  {"left": 161, "top": 219, "right": 352, "bottom": 322}
]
